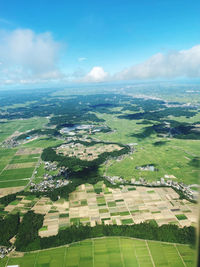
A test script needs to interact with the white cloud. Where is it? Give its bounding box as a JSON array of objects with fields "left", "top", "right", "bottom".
[
  {"left": 115, "top": 45, "right": 200, "bottom": 80},
  {"left": 78, "top": 57, "right": 87, "bottom": 62},
  {"left": 0, "top": 29, "right": 63, "bottom": 84},
  {"left": 1, "top": 30, "right": 200, "bottom": 87},
  {"left": 82, "top": 66, "right": 108, "bottom": 82}
]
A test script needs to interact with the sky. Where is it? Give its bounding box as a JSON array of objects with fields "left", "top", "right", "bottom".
[{"left": 0, "top": 0, "right": 200, "bottom": 88}]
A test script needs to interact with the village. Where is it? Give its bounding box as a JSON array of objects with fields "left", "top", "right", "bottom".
[
  {"left": 104, "top": 175, "right": 199, "bottom": 202},
  {"left": 30, "top": 162, "right": 69, "bottom": 192},
  {"left": 56, "top": 141, "right": 123, "bottom": 161}
]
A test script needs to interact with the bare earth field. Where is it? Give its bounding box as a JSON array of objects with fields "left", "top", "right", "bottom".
[{"left": 1, "top": 182, "right": 196, "bottom": 238}]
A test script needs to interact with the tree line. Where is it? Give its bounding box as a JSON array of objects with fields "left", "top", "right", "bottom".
[{"left": 14, "top": 211, "right": 195, "bottom": 252}]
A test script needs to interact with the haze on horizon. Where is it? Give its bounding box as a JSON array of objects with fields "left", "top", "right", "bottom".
[{"left": 0, "top": 0, "right": 200, "bottom": 89}]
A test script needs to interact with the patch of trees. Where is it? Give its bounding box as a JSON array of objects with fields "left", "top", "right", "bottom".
[
  {"left": 130, "top": 120, "right": 200, "bottom": 140},
  {"left": 16, "top": 128, "right": 61, "bottom": 141},
  {"left": 52, "top": 114, "right": 104, "bottom": 129},
  {"left": 0, "top": 88, "right": 54, "bottom": 108},
  {"left": 136, "top": 119, "right": 154, "bottom": 125},
  {"left": 118, "top": 107, "right": 197, "bottom": 122},
  {"left": 130, "top": 126, "right": 155, "bottom": 139},
  {"left": 189, "top": 157, "right": 200, "bottom": 168},
  {"left": 16, "top": 222, "right": 195, "bottom": 252},
  {"left": 0, "top": 213, "right": 20, "bottom": 246},
  {"left": 121, "top": 99, "right": 166, "bottom": 113},
  {"left": 99, "top": 127, "right": 112, "bottom": 133},
  {"left": 153, "top": 141, "right": 168, "bottom": 146},
  {"left": 15, "top": 211, "right": 44, "bottom": 251},
  {"left": 0, "top": 193, "right": 17, "bottom": 206}
]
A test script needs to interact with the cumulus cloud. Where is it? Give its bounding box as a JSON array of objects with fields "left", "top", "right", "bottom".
[
  {"left": 0, "top": 28, "right": 63, "bottom": 84},
  {"left": 115, "top": 45, "right": 200, "bottom": 80},
  {"left": 82, "top": 66, "right": 108, "bottom": 82}
]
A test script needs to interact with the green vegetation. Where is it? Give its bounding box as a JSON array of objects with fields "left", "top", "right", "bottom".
[
  {"left": 176, "top": 214, "right": 188, "bottom": 220},
  {"left": 0, "top": 213, "right": 20, "bottom": 246},
  {"left": 10, "top": 154, "right": 39, "bottom": 164},
  {"left": 5, "top": 237, "right": 196, "bottom": 267},
  {"left": 0, "top": 87, "right": 199, "bottom": 264},
  {"left": 9, "top": 199, "right": 20, "bottom": 205},
  {"left": 39, "top": 226, "right": 48, "bottom": 231},
  {"left": 0, "top": 180, "right": 29, "bottom": 188},
  {"left": 59, "top": 213, "right": 69, "bottom": 218},
  {"left": 37, "top": 222, "right": 194, "bottom": 250},
  {"left": 16, "top": 128, "right": 61, "bottom": 141},
  {"left": 121, "top": 218, "right": 134, "bottom": 224},
  {"left": 99, "top": 208, "right": 109, "bottom": 213},
  {"left": 106, "top": 140, "right": 199, "bottom": 184},
  {"left": 23, "top": 137, "right": 63, "bottom": 148},
  {"left": 0, "top": 168, "right": 34, "bottom": 180},
  {"left": 15, "top": 211, "right": 44, "bottom": 251},
  {"left": 0, "top": 117, "right": 48, "bottom": 142},
  {"left": 107, "top": 201, "right": 116, "bottom": 207},
  {"left": 119, "top": 211, "right": 130, "bottom": 216}
]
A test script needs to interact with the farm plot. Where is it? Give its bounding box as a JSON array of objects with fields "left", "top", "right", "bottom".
[
  {"left": 34, "top": 183, "right": 197, "bottom": 236},
  {"left": 0, "top": 168, "right": 34, "bottom": 181},
  {"left": 1, "top": 183, "right": 197, "bottom": 236},
  {"left": 0, "top": 148, "right": 17, "bottom": 173},
  {"left": 0, "top": 117, "right": 48, "bottom": 143},
  {"left": 0, "top": 148, "right": 41, "bottom": 188},
  {"left": 5, "top": 237, "right": 196, "bottom": 267}
]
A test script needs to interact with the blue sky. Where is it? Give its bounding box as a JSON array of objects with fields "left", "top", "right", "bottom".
[{"left": 0, "top": 0, "right": 200, "bottom": 87}]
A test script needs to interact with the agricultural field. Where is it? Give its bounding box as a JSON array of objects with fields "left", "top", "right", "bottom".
[
  {"left": 3, "top": 237, "right": 196, "bottom": 267},
  {"left": 94, "top": 113, "right": 150, "bottom": 144},
  {"left": 1, "top": 182, "right": 197, "bottom": 235},
  {"left": 0, "top": 147, "right": 41, "bottom": 192},
  {"left": 22, "top": 137, "right": 63, "bottom": 149},
  {"left": 94, "top": 113, "right": 200, "bottom": 185},
  {"left": 0, "top": 88, "right": 199, "bottom": 264},
  {"left": 0, "top": 117, "right": 48, "bottom": 143},
  {"left": 104, "top": 141, "right": 199, "bottom": 184}
]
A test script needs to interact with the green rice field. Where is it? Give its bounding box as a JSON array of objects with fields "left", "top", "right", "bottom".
[
  {"left": 0, "top": 117, "right": 48, "bottom": 143},
  {"left": 3, "top": 237, "right": 196, "bottom": 267},
  {"left": 0, "top": 148, "right": 40, "bottom": 188}
]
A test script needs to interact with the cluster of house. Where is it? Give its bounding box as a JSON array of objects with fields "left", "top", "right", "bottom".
[
  {"left": 2, "top": 138, "right": 18, "bottom": 148},
  {"left": 104, "top": 175, "right": 198, "bottom": 201},
  {"left": 2, "top": 132, "right": 35, "bottom": 148},
  {"left": 0, "top": 246, "right": 14, "bottom": 258},
  {"left": 30, "top": 162, "right": 69, "bottom": 192},
  {"left": 127, "top": 143, "right": 137, "bottom": 153},
  {"left": 30, "top": 178, "right": 70, "bottom": 192},
  {"left": 44, "top": 161, "right": 57, "bottom": 171},
  {"left": 60, "top": 124, "right": 111, "bottom": 136}
]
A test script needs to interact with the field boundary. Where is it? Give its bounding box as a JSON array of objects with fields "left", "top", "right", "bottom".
[
  {"left": 146, "top": 240, "right": 156, "bottom": 267},
  {"left": 174, "top": 244, "right": 187, "bottom": 267}
]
